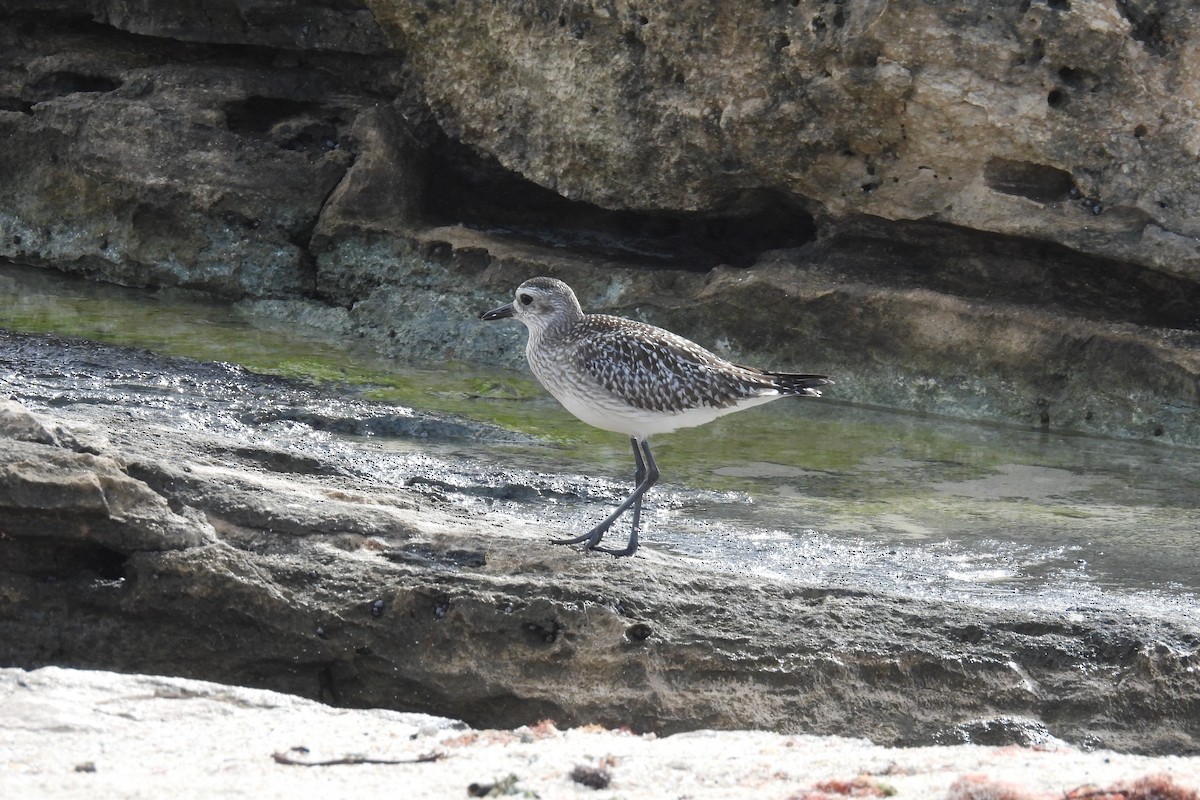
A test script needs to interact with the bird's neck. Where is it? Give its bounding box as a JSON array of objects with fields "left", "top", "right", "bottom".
[{"left": 528, "top": 312, "right": 581, "bottom": 347}]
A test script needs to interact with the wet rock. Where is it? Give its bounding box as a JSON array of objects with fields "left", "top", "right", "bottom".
[
  {"left": 0, "top": 432, "right": 213, "bottom": 555},
  {"left": 247, "top": 405, "right": 542, "bottom": 443},
  {"left": 0, "top": 398, "right": 104, "bottom": 452},
  {"left": 941, "top": 716, "right": 1059, "bottom": 749},
  {"left": 0, "top": 385, "right": 1197, "bottom": 756},
  {"left": 320, "top": 239, "right": 1200, "bottom": 445}
]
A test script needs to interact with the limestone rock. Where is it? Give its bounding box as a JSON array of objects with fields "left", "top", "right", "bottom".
[
  {"left": 0, "top": 400, "right": 213, "bottom": 568},
  {"left": 312, "top": 105, "right": 428, "bottom": 241},
  {"left": 0, "top": 386, "right": 1196, "bottom": 755},
  {"left": 0, "top": 442, "right": 214, "bottom": 558},
  {"left": 368, "top": 0, "right": 1200, "bottom": 279},
  {"left": 0, "top": 8, "right": 410, "bottom": 297},
  {"left": 0, "top": 397, "right": 105, "bottom": 451}
]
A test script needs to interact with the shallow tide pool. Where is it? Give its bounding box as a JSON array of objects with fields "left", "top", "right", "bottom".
[{"left": 1, "top": 261, "right": 1197, "bottom": 624}]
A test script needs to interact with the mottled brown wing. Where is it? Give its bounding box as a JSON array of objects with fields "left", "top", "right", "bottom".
[{"left": 568, "top": 316, "right": 770, "bottom": 413}]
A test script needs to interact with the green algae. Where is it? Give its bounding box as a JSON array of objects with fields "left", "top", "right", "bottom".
[
  {"left": 0, "top": 261, "right": 1189, "bottom": 512},
  {"left": 0, "top": 262, "right": 1018, "bottom": 495}
]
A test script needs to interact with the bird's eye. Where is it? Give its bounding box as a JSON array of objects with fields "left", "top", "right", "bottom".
[{"left": 518, "top": 293, "right": 533, "bottom": 306}]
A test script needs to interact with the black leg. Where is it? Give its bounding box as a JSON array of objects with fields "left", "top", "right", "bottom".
[
  {"left": 552, "top": 437, "right": 658, "bottom": 557},
  {"left": 592, "top": 439, "right": 658, "bottom": 557},
  {"left": 626, "top": 440, "right": 647, "bottom": 540}
]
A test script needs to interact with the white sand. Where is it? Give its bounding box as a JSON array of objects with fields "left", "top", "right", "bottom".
[{"left": 3, "top": 667, "right": 1197, "bottom": 799}]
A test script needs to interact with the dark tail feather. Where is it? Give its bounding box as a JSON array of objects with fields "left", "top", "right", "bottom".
[{"left": 761, "top": 371, "right": 833, "bottom": 397}]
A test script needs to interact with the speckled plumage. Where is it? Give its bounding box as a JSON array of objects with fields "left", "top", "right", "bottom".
[
  {"left": 572, "top": 315, "right": 768, "bottom": 413},
  {"left": 481, "top": 276, "right": 832, "bottom": 557}
]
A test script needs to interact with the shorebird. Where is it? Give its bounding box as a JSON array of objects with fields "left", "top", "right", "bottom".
[{"left": 481, "top": 276, "right": 831, "bottom": 557}]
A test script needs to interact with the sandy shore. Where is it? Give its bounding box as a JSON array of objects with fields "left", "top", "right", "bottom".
[{"left": 3, "top": 667, "right": 1197, "bottom": 800}]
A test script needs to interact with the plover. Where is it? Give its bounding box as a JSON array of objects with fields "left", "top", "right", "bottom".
[{"left": 481, "top": 276, "right": 831, "bottom": 557}]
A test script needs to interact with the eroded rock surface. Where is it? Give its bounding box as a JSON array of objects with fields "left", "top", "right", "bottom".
[
  {"left": 369, "top": 0, "right": 1200, "bottom": 280},
  {"left": 0, "top": 336, "right": 1196, "bottom": 756}
]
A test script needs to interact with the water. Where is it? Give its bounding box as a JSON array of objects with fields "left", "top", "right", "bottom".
[
  {"left": 1, "top": 261, "right": 1197, "bottom": 627},
  {"left": 430, "top": 401, "right": 1200, "bottom": 622}
]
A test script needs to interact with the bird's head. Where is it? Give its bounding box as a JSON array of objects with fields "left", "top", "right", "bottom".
[{"left": 481, "top": 276, "right": 584, "bottom": 337}]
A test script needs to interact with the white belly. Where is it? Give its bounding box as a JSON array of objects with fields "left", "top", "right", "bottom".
[
  {"left": 525, "top": 332, "right": 783, "bottom": 439},
  {"left": 550, "top": 382, "right": 781, "bottom": 439}
]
